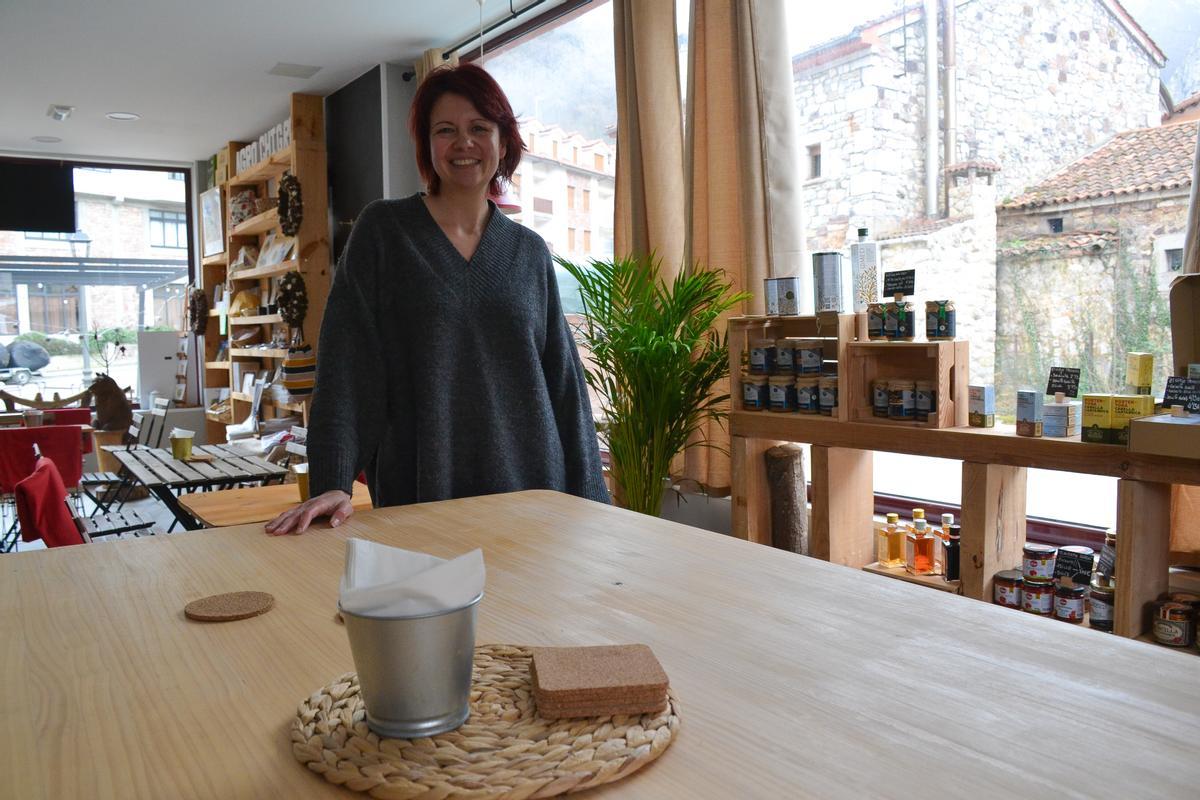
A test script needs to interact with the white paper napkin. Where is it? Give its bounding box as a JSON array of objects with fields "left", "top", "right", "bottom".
[
  {"left": 169, "top": 427, "right": 195, "bottom": 439},
  {"left": 339, "top": 538, "right": 485, "bottom": 617}
]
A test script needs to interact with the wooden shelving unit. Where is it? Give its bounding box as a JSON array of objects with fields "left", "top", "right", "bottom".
[{"left": 197, "top": 93, "right": 331, "bottom": 443}]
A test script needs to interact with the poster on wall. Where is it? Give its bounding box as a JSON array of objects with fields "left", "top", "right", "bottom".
[{"left": 201, "top": 187, "right": 224, "bottom": 257}]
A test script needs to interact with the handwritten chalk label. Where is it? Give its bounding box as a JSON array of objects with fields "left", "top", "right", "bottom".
[
  {"left": 883, "top": 270, "right": 916, "bottom": 297},
  {"left": 1045, "top": 367, "right": 1081, "bottom": 398},
  {"left": 1054, "top": 550, "right": 1094, "bottom": 581},
  {"left": 1163, "top": 377, "right": 1200, "bottom": 412},
  {"left": 1097, "top": 543, "right": 1116, "bottom": 578}
]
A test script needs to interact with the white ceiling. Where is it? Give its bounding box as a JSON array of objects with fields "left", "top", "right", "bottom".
[{"left": 0, "top": 0, "right": 569, "bottom": 166}]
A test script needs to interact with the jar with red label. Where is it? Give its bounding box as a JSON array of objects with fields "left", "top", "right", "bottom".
[
  {"left": 1153, "top": 602, "right": 1195, "bottom": 647},
  {"left": 1022, "top": 544, "right": 1057, "bottom": 582},
  {"left": 993, "top": 569, "right": 1023, "bottom": 608},
  {"left": 1021, "top": 580, "right": 1054, "bottom": 616},
  {"left": 1054, "top": 583, "right": 1086, "bottom": 623}
]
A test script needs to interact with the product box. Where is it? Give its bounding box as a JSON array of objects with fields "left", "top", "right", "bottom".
[
  {"left": 968, "top": 384, "right": 995, "bottom": 428},
  {"left": 1111, "top": 394, "right": 1156, "bottom": 446},
  {"left": 215, "top": 148, "right": 230, "bottom": 184},
  {"left": 1016, "top": 389, "right": 1043, "bottom": 437},
  {"left": 1081, "top": 394, "right": 1113, "bottom": 444},
  {"left": 1043, "top": 400, "right": 1080, "bottom": 438},
  {"left": 1125, "top": 352, "right": 1154, "bottom": 394},
  {"left": 1129, "top": 412, "right": 1200, "bottom": 459}
]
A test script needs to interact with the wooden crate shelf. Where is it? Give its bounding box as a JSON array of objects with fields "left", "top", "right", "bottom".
[
  {"left": 844, "top": 340, "right": 968, "bottom": 429},
  {"left": 229, "top": 144, "right": 293, "bottom": 186},
  {"left": 230, "top": 207, "right": 278, "bottom": 237},
  {"left": 863, "top": 562, "right": 962, "bottom": 594},
  {"left": 228, "top": 258, "right": 300, "bottom": 282},
  {"left": 230, "top": 314, "right": 282, "bottom": 326},
  {"left": 202, "top": 253, "right": 227, "bottom": 267},
  {"left": 230, "top": 347, "right": 288, "bottom": 358},
  {"left": 231, "top": 392, "right": 306, "bottom": 413},
  {"left": 204, "top": 361, "right": 230, "bottom": 370}
]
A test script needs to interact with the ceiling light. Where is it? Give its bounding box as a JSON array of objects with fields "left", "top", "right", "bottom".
[
  {"left": 31, "top": 135, "right": 62, "bottom": 143},
  {"left": 267, "top": 62, "right": 322, "bottom": 79},
  {"left": 47, "top": 104, "right": 74, "bottom": 121},
  {"left": 106, "top": 111, "right": 141, "bottom": 121}
]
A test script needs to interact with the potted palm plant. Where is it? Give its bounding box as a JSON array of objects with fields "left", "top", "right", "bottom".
[{"left": 557, "top": 254, "right": 749, "bottom": 517}]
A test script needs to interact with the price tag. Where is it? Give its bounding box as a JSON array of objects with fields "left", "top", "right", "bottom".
[
  {"left": 1045, "top": 367, "right": 1081, "bottom": 398},
  {"left": 1163, "top": 377, "right": 1200, "bottom": 412},
  {"left": 1054, "top": 549, "right": 1094, "bottom": 581},
  {"left": 883, "top": 270, "right": 916, "bottom": 297}
]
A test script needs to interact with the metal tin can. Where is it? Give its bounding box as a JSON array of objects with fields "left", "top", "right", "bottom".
[
  {"left": 774, "top": 339, "right": 796, "bottom": 374},
  {"left": 1088, "top": 579, "right": 1115, "bottom": 632},
  {"left": 818, "top": 376, "right": 838, "bottom": 416},
  {"left": 867, "top": 303, "right": 886, "bottom": 341},
  {"left": 1021, "top": 579, "right": 1054, "bottom": 616},
  {"left": 749, "top": 339, "right": 775, "bottom": 375},
  {"left": 742, "top": 374, "right": 769, "bottom": 410},
  {"left": 764, "top": 276, "right": 801, "bottom": 316},
  {"left": 1152, "top": 602, "right": 1195, "bottom": 647},
  {"left": 768, "top": 375, "right": 797, "bottom": 412},
  {"left": 1054, "top": 583, "right": 1087, "bottom": 623},
  {"left": 925, "top": 300, "right": 956, "bottom": 340},
  {"left": 812, "top": 252, "right": 844, "bottom": 313},
  {"left": 796, "top": 377, "right": 820, "bottom": 413},
  {"left": 915, "top": 380, "right": 936, "bottom": 423},
  {"left": 888, "top": 380, "right": 916, "bottom": 419},
  {"left": 994, "top": 569, "right": 1023, "bottom": 608},
  {"left": 872, "top": 380, "right": 890, "bottom": 418},
  {"left": 797, "top": 341, "right": 824, "bottom": 375},
  {"left": 1022, "top": 543, "right": 1057, "bottom": 582}
]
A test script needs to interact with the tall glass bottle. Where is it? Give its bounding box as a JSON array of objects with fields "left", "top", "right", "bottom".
[
  {"left": 945, "top": 524, "right": 961, "bottom": 582},
  {"left": 934, "top": 513, "right": 954, "bottom": 575},
  {"left": 905, "top": 518, "right": 934, "bottom": 575},
  {"left": 878, "top": 512, "right": 904, "bottom": 568}
]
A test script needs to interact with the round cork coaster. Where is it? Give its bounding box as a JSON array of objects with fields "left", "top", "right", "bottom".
[
  {"left": 184, "top": 591, "right": 274, "bottom": 622},
  {"left": 292, "top": 644, "right": 681, "bottom": 799}
]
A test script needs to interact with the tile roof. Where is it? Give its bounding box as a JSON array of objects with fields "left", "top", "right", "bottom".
[
  {"left": 999, "top": 120, "right": 1198, "bottom": 210},
  {"left": 997, "top": 230, "right": 1118, "bottom": 257},
  {"left": 877, "top": 216, "right": 969, "bottom": 240}
]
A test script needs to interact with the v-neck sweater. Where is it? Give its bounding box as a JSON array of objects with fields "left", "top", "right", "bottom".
[{"left": 307, "top": 193, "right": 610, "bottom": 508}]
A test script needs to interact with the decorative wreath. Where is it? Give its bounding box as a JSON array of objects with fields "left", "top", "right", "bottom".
[
  {"left": 278, "top": 171, "right": 303, "bottom": 236},
  {"left": 188, "top": 288, "right": 209, "bottom": 335},
  {"left": 278, "top": 271, "right": 308, "bottom": 328}
]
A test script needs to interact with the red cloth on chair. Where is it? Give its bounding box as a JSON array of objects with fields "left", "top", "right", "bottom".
[
  {"left": 45, "top": 408, "right": 94, "bottom": 454},
  {"left": 0, "top": 427, "right": 83, "bottom": 492},
  {"left": 15, "top": 458, "right": 84, "bottom": 547}
]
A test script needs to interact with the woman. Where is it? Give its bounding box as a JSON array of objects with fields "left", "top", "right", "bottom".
[{"left": 266, "top": 64, "right": 609, "bottom": 535}]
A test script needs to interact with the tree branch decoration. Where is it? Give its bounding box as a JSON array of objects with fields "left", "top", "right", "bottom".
[{"left": 278, "top": 171, "right": 303, "bottom": 236}]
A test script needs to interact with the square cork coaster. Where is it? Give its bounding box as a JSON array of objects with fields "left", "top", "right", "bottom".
[{"left": 531, "top": 644, "right": 668, "bottom": 717}]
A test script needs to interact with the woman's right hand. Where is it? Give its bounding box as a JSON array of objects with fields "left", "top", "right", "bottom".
[{"left": 265, "top": 489, "right": 354, "bottom": 535}]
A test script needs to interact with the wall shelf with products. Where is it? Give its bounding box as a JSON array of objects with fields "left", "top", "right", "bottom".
[
  {"left": 197, "top": 93, "right": 331, "bottom": 444},
  {"left": 862, "top": 562, "right": 962, "bottom": 595},
  {"left": 728, "top": 312, "right": 1200, "bottom": 643}
]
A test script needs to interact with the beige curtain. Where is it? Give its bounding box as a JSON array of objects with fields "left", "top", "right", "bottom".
[
  {"left": 414, "top": 48, "right": 458, "bottom": 84},
  {"left": 1170, "top": 123, "right": 1200, "bottom": 563},
  {"left": 612, "top": 0, "right": 686, "bottom": 274},
  {"left": 680, "top": 0, "right": 805, "bottom": 494}
]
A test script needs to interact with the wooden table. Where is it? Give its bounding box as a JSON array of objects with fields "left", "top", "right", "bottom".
[
  {"left": 178, "top": 480, "right": 373, "bottom": 527},
  {"left": 2, "top": 490, "right": 1198, "bottom": 799},
  {"left": 104, "top": 444, "right": 288, "bottom": 530}
]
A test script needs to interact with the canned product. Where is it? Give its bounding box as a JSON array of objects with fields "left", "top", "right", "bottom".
[{"left": 812, "top": 252, "right": 844, "bottom": 313}]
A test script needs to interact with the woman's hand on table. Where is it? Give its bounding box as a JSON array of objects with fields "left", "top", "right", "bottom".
[{"left": 265, "top": 489, "right": 354, "bottom": 535}]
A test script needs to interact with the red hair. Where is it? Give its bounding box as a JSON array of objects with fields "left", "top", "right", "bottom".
[{"left": 409, "top": 63, "right": 524, "bottom": 196}]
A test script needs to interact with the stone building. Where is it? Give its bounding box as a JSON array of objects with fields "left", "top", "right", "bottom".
[{"left": 994, "top": 118, "right": 1196, "bottom": 409}]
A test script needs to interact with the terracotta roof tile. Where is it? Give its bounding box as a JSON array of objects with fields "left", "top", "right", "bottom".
[
  {"left": 878, "top": 215, "right": 970, "bottom": 240},
  {"left": 997, "top": 230, "right": 1118, "bottom": 257},
  {"left": 1000, "top": 121, "right": 1198, "bottom": 210}
]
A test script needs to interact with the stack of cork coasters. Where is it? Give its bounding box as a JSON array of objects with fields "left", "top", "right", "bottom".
[{"left": 531, "top": 644, "right": 669, "bottom": 719}]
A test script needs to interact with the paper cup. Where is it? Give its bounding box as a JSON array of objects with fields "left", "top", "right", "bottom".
[
  {"left": 23, "top": 409, "right": 43, "bottom": 427},
  {"left": 170, "top": 435, "right": 193, "bottom": 460},
  {"left": 292, "top": 463, "right": 309, "bottom": 501},
  {"left": 340, "top": 593, "right": 482, "bottom": 739}
]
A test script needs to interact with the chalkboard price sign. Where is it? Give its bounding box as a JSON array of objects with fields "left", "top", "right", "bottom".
[
  {"left": 1163, "top": 377, "right": 1200, "bottom": 412},
  {"left": 1045, "top": 367, "right": 1081, "bottom": 398},
  {"left": 1054, "top": 549, "right": 1095, "bottom": 581},
  {"left": 883, "top": 270, "right": 916, "bottom": 297}
]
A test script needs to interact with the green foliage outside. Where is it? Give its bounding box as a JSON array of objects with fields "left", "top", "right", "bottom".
[{"left": 558, "top": 254, "right": 749, "bottom": 518}]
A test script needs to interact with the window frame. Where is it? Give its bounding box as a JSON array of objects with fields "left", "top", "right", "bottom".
[{"left": 148, "top": 208, "right": 188, "bottom": 249}]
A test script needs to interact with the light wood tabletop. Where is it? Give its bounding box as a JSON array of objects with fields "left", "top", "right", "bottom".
[
  {"left": 178, "top": 480, "right": 373, "bottom": 527},
  {"left": 2, "top": 490, "right": 1198, "bottom": 799}
]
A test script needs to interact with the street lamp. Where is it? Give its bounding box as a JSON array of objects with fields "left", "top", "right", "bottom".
[
  {"left": 68, "top": 230, "right": 92, "bottom": 258},
  {"left": 68, "top": 230, "right": 93, "bottom": 381}
]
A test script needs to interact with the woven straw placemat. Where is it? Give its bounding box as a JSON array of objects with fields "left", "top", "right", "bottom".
[{"left": 291, "top": 644, "right": 681, "bottom": 799}]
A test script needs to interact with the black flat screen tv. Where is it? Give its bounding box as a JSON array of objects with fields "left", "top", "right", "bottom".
[{"left": 0, "top": 160, "right": 76, "bottom": 233}]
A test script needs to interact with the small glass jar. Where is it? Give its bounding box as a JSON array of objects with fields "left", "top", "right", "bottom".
[
  {"left": 796, "top": 377, "right": 820, "bottom": 413},
  {"left": 886, "top": 300, "right": 915, "bottom": 341},
  {"left": 915, "top": 380, "right": 936, "bottom": 423},
  {"left": 872, "top": 380, "right": 890, "bottom": 418},
  {"left": 867, "top": 303, "right": 886, "bottom": 341},
  {"left": 1088, "top": 579, "right": 1115, "bottom": 632},
  {"left": 768, "top": 375, "right": 797, "bottom": 412},
  {"left": 888, "top": 380, "right": 916, "bottom": 420},
  {"left": 774, "top": 339, "right": 796, "bottom": 374},
  {"left": 1022, "top": 543, "right": 1057, "bottom": 582},
  {"left": 1152, "top": 602, "right": 1195, "bottom": 647},
  {"left": 1021, "top": 579, "right": 1054, "bottom": 616},
  {"left": 749, "top": 339, "right": 775, "bottom": 374},
  {"left": 1054, "top": 583, "right": 1087, "bottom": 623},
  {"left": 797, "top": 341, "right": 823, "bottom": 375},
  {"left": 742, "top": 374, "right": 769, "bottom": 410},
  {"left": 925, "top": 300, "right": 956, "bottom": 340},
  {"left": 818, "top": 375, "right": 838, "bottom": 416},
  {"left": 994, "top": 569, "right": 1023, "bottom": 608}
]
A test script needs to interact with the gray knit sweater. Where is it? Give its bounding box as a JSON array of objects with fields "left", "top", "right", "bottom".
[{"left": 307, "top": 193, "right": 610, "bottom": 507}]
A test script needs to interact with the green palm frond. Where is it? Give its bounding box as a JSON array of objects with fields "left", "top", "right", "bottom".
[{"left": 558, "top": 253, "right": 749, "bottom": 517}]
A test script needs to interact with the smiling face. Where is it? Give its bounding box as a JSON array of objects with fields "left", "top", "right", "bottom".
[{"left": 428, "top": 92, "right": 506, "bottom": 197}]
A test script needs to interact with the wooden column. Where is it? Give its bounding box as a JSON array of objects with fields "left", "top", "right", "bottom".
[
  {"left": 809, "top": 446, "right": 874, "bottom": 566},
  {"left": 959, "top": 462, "right": 1026, "bottom": 601},
  {"left": 731, "top": 435, "right": 773, "bottom": 545},
  {"left": 1115, "top": 479, "right": 1171, "bottom": 638}
]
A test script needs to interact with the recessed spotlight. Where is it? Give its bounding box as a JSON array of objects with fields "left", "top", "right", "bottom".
[
  {"left": 31, "top": 135, "right": 62, "bottom": 143},
  {"left": 267, "top": 62, "right": 322, "bottom": 79},
  {"left": 46, "top": 104, "right": 74, "bottom": 121},
  {"left": 106, "top": 111, "right": 141, "bottom": 121}
]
